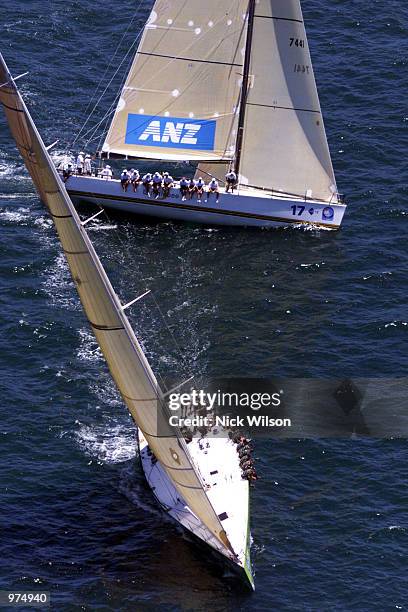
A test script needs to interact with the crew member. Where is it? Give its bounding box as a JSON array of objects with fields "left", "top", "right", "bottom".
[
  {"left": 179, "top": 177, "right": 189, "bottom": 201},
  {"left": 196, "top": 177, "right": 205, "bottom": 203},
  {"left": 206, "top": 178, "right": 220, "bottom": 204},
  {"left": 101, "top": 164, "right": 113, "bottom": 180},
  {"left": 76, "top": 152, "right": 84, "bottom": 175},
  {"left": 120, "top": 169, "right": 130, "bottom": 192},
  {"left": 130, "top": 169, "right": 140, "bottom": 192},
  {"left": 84, "top": 154, "right": 92, "bottom": 176},
  {"left": 162, "top": 172, "right": 174, "bottom": 198},
  {"left": 62, "top": 161, "right": 73, "bottom": 182},
  {"left": 152, "top": 172, "right": 163, "bottom": 198},
  {"left": 142, "top": 173, "right": 153, "bottom": 196},
  {"left": 225, "top": 169, "right": 237, "bottom": 193},
  {"left": 188, "top": 178, "right": 197, "bottom": 200}
]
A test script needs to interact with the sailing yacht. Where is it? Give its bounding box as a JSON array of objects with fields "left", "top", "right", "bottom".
[
  {"left": 0, "top": 53, "right": 255, "bottom": 588},
  {"left": 65, "top": 0, "right": 346, "bottom": 229}
]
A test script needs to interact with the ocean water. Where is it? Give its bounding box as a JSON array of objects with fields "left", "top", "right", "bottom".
[{"left": 1, "top": 1, "right": 407, "bottom": 610}]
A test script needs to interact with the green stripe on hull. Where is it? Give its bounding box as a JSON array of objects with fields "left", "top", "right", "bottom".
[{"left": 243, "top": 494, "right": 255, "bottom": 590}]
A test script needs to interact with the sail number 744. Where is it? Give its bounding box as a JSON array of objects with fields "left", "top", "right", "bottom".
[{"left": 290, "top": 38, "right": 305, "bottom": 48}]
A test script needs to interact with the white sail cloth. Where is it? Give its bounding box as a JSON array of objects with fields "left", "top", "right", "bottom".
[
  {"left": 0, "top": 53, "right": 235, "bottom": 558},
  {"left": 239, "top": 0, "right": 338, "bottom": 202},
  {"left": 102, "top": 0, "right": 248, "bottom": 161}
]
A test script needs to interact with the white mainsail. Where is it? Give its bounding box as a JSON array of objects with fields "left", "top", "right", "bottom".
[
  {"left": 238, "top": 0, "right": 338, "bottom": 201},
  {"left": 102, "top": 0, "right": 248, "bottom": 162},
  {"left": 0, "top": 53, "right": 236, "bottom": 557}
]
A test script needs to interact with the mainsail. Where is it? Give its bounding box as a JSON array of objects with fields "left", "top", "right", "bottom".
[
  {"left": 238, "top": 0, "right": 338, "bottom": 201},
  {"left": 101, "top": 0, "right": 248, "bottom": 162},
  {"left": 0, "top": 53, "right": 235, "bottom": 557}
]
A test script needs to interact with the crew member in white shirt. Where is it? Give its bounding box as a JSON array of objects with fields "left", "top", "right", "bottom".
[
  {"left": 76, "top": 152, "right": 84, "bottom": 175},
  {"left": 84, "top": 154, "right": 92, "bottom": 176},
  {"left": 152, "top": 172, "right": 163, "bottom": 198},
  {"left": 162, "top": 172, "right": 174, "bottom": 198},
  {"left": 142, "top": 173, "right": 153, "bottom": 196},
  {"left": 120, "top": 169, "right": 131, "bottom": 192},
  {"left": 130, "top": 169, "right": 140, "bottom": 192},
  {"left": 206, "top": 178, "right": 220, "bottom": 204},
  {"left": 101, "top": 165, "right": 113, "bottom": 180},
  {"left": 225, "top": 169, "right": 237, "bottom": 193},
  {"left": 62, "top": 161, "right": 73, "bottom": 182}
]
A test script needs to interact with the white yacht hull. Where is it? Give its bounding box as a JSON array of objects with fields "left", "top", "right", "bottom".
[
  {"left": 137, "top": 429, "right": 254, "bottom": 590},
  {"left": 66, "top": 175, "right": 346, "bottom": 229}
]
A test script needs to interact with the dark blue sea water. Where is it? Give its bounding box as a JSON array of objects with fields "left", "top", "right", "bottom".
[{"left": 1, "top": 1, "right": 407, "bottom": 610}]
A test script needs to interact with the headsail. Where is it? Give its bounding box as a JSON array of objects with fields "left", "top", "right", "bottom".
[
  {"left": 194, "top": 162, "right": 230, "bottom": 184},
  {"left": 0, "top": 53, "right": 235, "bottom": 557},
  {"left": 101, "top": 1, "right": 248, "bottom": 162},
  {"left": 238, "top": 0, "right": 338, "bottom": 202}
]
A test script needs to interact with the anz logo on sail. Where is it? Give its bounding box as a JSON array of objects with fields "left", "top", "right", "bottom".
[{"left": 125, "top": 114, "right": 217, "bottom": 151}]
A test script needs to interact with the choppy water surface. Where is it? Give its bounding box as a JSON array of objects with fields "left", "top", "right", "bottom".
[{"left": 1, "top": 1, "right": 407, "bottom": 610}]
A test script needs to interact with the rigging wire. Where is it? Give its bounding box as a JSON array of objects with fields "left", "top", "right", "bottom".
[
  {"left": 71, "top": 4, "right": 146, "bottom": 149},
  {"left": 82, "top": 27, "right": 146, "bottom": 152},
  {"left": 72, "top": 0, "right": 145, "bottom": 146},
  {"left": 85, "top": 201, "right": 194, "bottom": 390}
]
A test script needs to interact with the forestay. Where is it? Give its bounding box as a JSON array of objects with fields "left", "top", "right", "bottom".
[
  {"left": 239, "top": 0, "right": 338, "bottom": 202},
  {"left": 101, "top": 0, "right": 248, "bottom": 162},
  {"left": 0, "top": 53, "right": 235, "bottom": 558}
]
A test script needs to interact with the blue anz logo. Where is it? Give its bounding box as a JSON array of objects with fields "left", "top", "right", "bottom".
[{"left": 125, "top": 114, "right": 216, "bottom": 151}]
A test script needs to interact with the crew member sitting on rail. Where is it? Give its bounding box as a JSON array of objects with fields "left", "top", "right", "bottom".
[
  {"left": 225, "top": 169, "right": 237, "bottom": 193},
  {"left": 196, "top": 177, "right": 205, "bottom": 203},
  {"left": 162, "top": 172, "right": 174, "bottom": 198},
  {"left": 206, "top": 178, "right": 220, "bottom": 204},
  {"left": 120, "top": 169, "right": 131, "bottom": 192},
  {"left": 179, "top": 177, "right": 189, "bottom": 201},
  {"left": 188, "top": 178, "right": 197, "bottom": 200},
  {"left": 152, "top": 172, "right": 163, "bottom": 198},
  {"left": 101, "top": 164, "right": 113, "bottom": 180},
  {"left": 130, "top": 169, "right": 140, "bottom": 192},
  {"left": 84, "top": 154, "right": 92, "bottom": 176},
  {"left": 76, "top": 152, "right": 84, "bottom": 175},
  {"left": 142, "top": 173, "right": 153, "bottom": 196}
]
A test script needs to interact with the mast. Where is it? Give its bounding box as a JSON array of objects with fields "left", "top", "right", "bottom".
[{"left": 234, "top": 0, "right": 256, "bottom": 178}]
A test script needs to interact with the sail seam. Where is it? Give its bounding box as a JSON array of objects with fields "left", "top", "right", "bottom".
[
  {"left": 254, "top": 15, "right": 303, "bottom": 24},
  {"left": 136, "top": 51, "right": 243, "bottom": 68},
  {"left": 247, "top": 102, "right": 320, "bottom": 114},
  {"left": 90, "top": 322, "right": 125, "bottom": 331},
  {"left": 49, "top": 212, "right": 73, "bottom": 219},
  {"left": 1, "top": 101, "right": 24, "bottom": 113},
  {"left": 122, "top": 394, "right": 160, "bottom": 402},
  {"left": 63, "top": 249, "right": 90, "bottom": 255}
]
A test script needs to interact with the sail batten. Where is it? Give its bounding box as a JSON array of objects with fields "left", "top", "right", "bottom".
[
  {"left": 0, "top": 52, "right": 236, "bottom": 558},
  {"left": 101, "top": 0, "right": 249, "bottom": 162}
]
